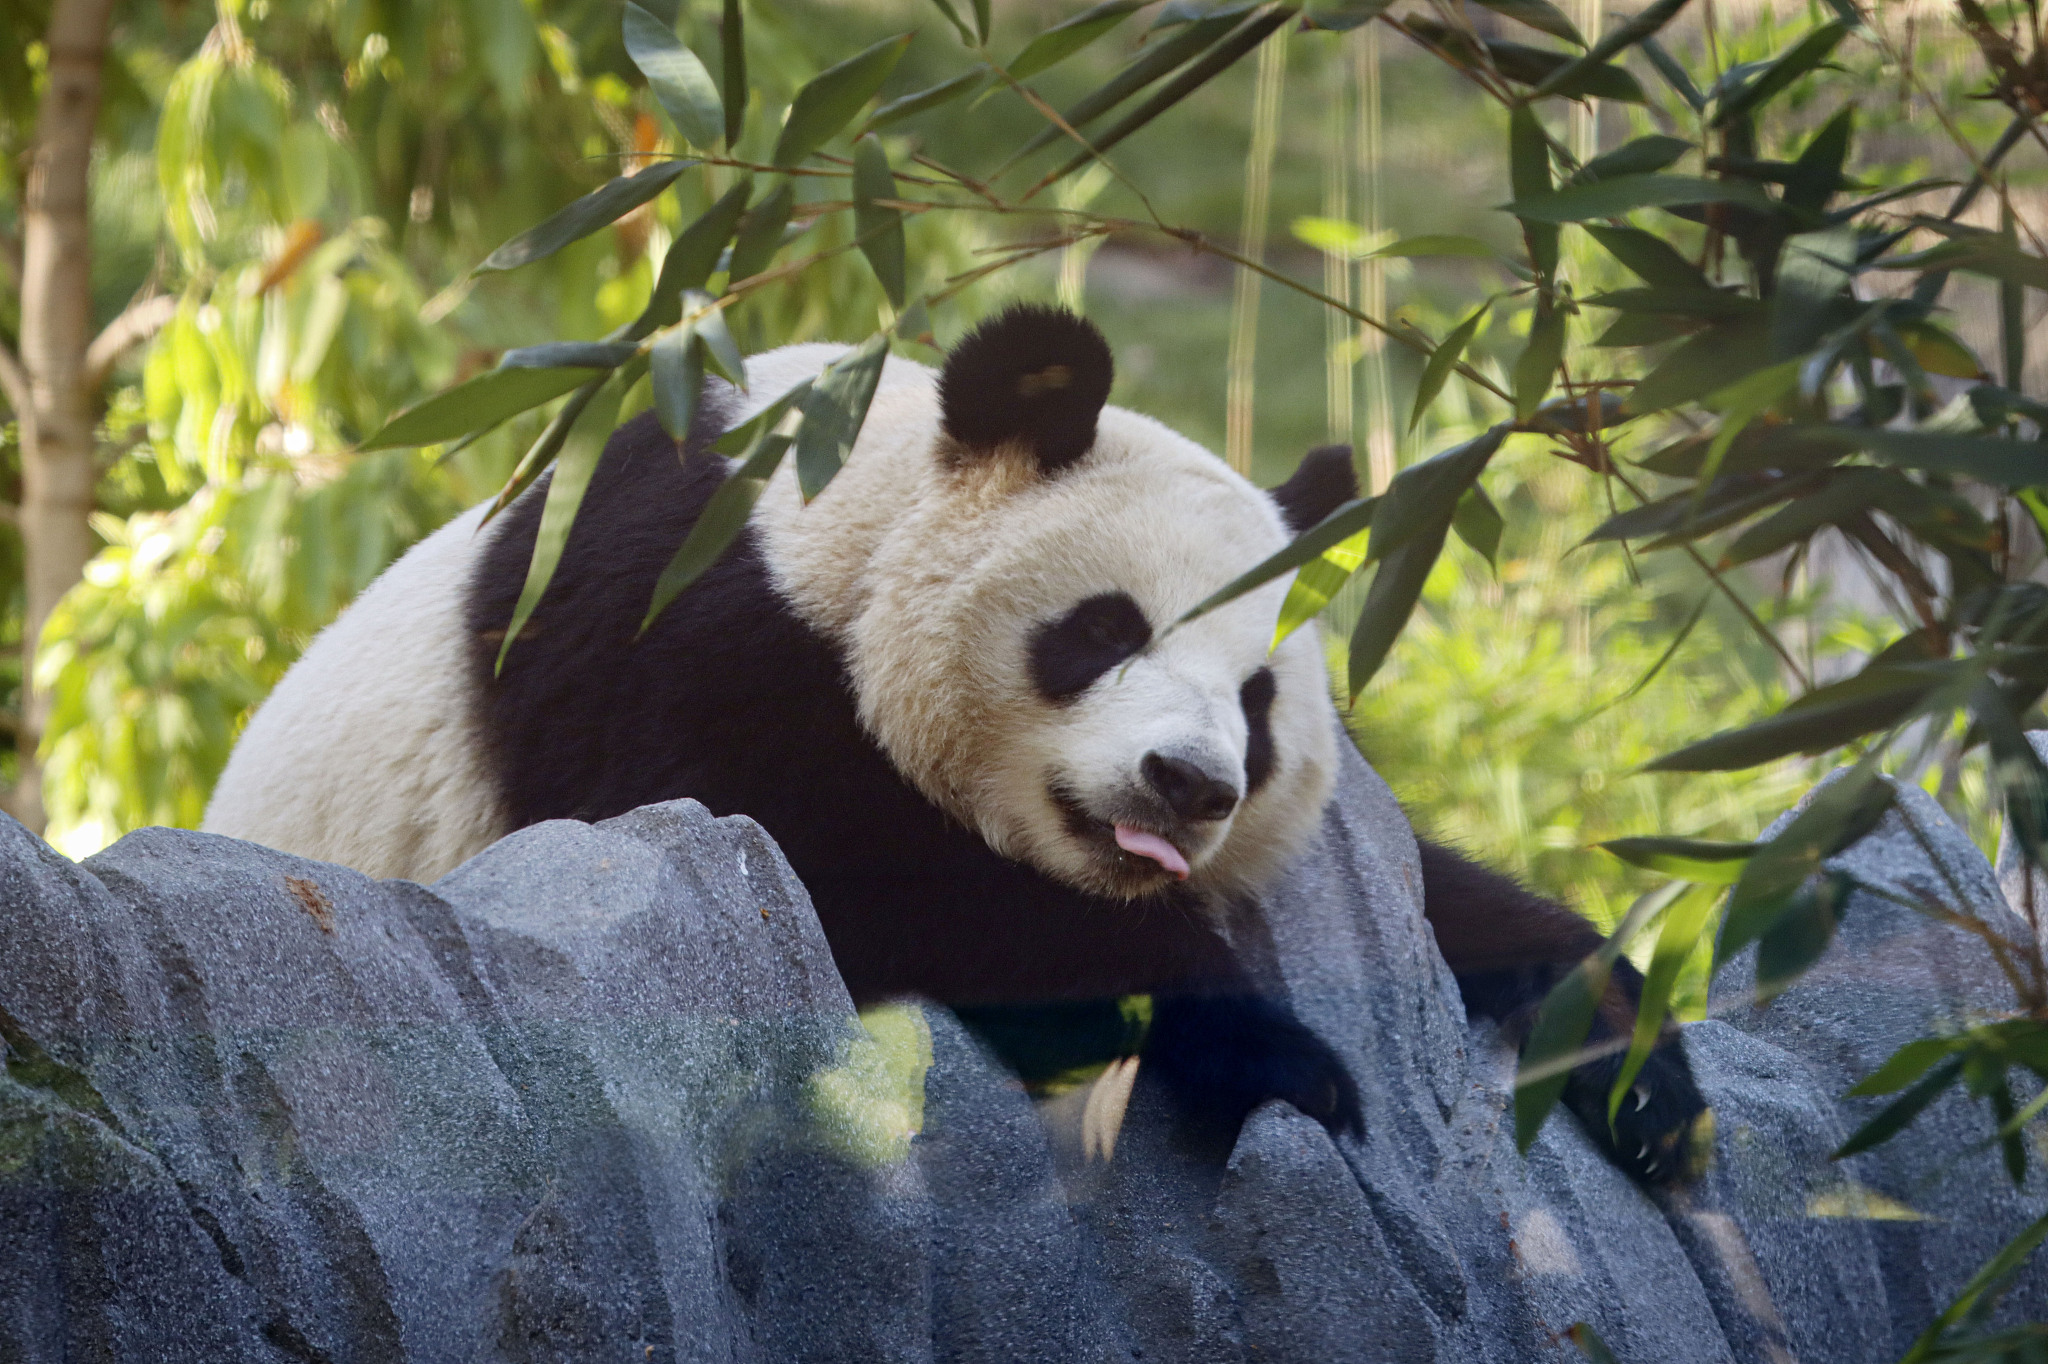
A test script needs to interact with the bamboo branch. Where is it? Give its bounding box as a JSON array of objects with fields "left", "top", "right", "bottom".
[{"left": 82, "top": 293, "right": 175, "bottom": 394}]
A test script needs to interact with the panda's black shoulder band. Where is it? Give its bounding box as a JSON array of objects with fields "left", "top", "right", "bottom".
[{"left": 939, "top": 304, "right": 1114, "bottom": 473}]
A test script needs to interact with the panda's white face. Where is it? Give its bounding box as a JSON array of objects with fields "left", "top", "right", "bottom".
[{"left": 751, "top": 311, "right": 1341, "bottom": 904}]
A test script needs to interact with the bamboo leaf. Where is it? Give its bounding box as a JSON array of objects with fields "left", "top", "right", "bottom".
[
  {"left": 689, "top": 294, "right": 745, "bottom": 387},
  {"left": 721, "top": 0, "right": 746, "bottom": 146},
  {"left": 637, "top": 177, "right": 752, "bottom": 336},
  {"left": 1718, "top": 755, "right": 1892, "bottom": 969},
  {"left": 972, "top": 0, "right": 991, "bottom": 42},
  {"left": 1571, "top": 134, "right": 1692, "bottom": 184},
  {"left": 1583, "top": 223, "right": 1709, "bottom": 288},
  {"left": 1272, "top": 527, "right": 1370, "bottom": 649},
  {"left": 650, "top": 325, "right": 705, "bottom": 439},
  {"left": 1513, "top": 303, "right": 1565, "bottom": 419},
  {"left": 1848, "top": 1036, "right": 1962, "bottom": 1097},
  {"left": 1610, "top": 882, "right": 1719, "bottom": 1123},
  {"left": 1896, "top": 1211, "right": 2048, "bottom": 1364},
  {"left": 1756, "top": 869, "right": 1852, "bottom": 1001},
  {"left": 1176, "top": 495, "right": 1380, "bottom": 627},
  {"left": 867, "top": 66, "right": 992, "bottom": 129},
  {"left": 499, "top": 341, "right": 637, "bottom": 370},
  {"left": 1451, "top": 485, "right": 1504, "bottom": 567},
  {"left": 1600, "top": 836, "right": 1756, "bottom": 884},
  {"left": 728, "top": 176, "right": 794, "bottom": 283},
  {"left": 1039, "top": 6, "right": 1293, "bottom": 191},
  {"left": 1834, "top": 1056, "right": 1966, "bottom": 1159},
  {"left": 1784, "top": 107, "right": 1854, "bottom": 213},
  {"left": 1000, "top": 8, "right": 1249, "bottom": 168},
  {"left": 1893, "top": 320, "right": 1983, "bottom": 379},
  {"left": 1647, "top": 665, "right": 1949, "bottom": 771},
  {"left": 1639, "top": 34, "right": 1704, "bottom": 108},
  {"left": 1410, "top": 303, "right": 1489, "bottom": 433},
  {"left": 1516, "top": 889, "right": 1665, "bottom": 1151},
  {"left": 496, "top": 374, "right": 629, "bottom": 671},
  {"left": 475, "top": 161, "right": 692, "bottom": 274},
  {"left": 1806, "top": 425, "right": 2048, "bottom": 488},
  {"left": 710, "top": 378, "right": 813, "bottom": 455},
  {"left": 852, "top": 136, "right": 907, "bottom": 308},
  {"left": 793, "top": 332, "right": 890, "bottom": 501},
  {"left": 923, "top": 0, "right": 976, "bottom": 44},
  {"left": 1506, "top": 173, "right": 1776, "bottom": 223},
  {"left": 1474, "top": 0, "right": 1585, "bottom": 44},
  {"left": 1303, "top": 0, "right": 1398, "bottom": 29},
  {"left": 1007, "top": 1, "right": 1145, "bottom": 80},
  {"left": 1531, "top": 0, "right": 1692, "bottom": 98},
  {"left": 625, "top": 2, "right": 725, "bottom": 148},
  {"left": 1882, "top": 235, "right": 2048, "bottom": 292},
  {"left": 1567, "top": 1324, "right": 1623, "bottom": 1364},
  {"left": 1509, "top": 103, "right": 1558, "bottom": 280},
  {"left": 1712, "top": 21, "right": 1849, "bottom": 126},
  {"left": 642, "top": 428, "right": 795, "bottom": 633},
  {"left": 1626, "top": 317, "right": 1773, "bottom": 413},
  {"left": 361, "top": 366, "right": 598, "bottom": 450},
  {"left": 773, "top": 33, "right": 913, "bottom": 167}
]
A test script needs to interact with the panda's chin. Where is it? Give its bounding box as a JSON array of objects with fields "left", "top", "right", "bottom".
[{"left": 1045, "top": 784, "right": 1200, "bottom": 900}]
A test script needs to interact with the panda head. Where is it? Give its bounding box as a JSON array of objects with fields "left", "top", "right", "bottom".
[{"left": 820, "top": 306, "right": 1356, "bottom": 902}]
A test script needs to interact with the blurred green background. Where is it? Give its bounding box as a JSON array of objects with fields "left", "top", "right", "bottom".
[{"left": 3, "top": 0, "right": 2007, "bottom": 931}]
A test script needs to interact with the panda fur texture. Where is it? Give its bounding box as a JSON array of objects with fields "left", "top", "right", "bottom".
[{"left": 205, "top": 305, "right": 1708, "bottom": 1180}]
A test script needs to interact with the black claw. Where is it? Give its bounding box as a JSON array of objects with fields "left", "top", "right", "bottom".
[{"left": 1557, "top": 1034, "right": 1714, "bottom": 1186}]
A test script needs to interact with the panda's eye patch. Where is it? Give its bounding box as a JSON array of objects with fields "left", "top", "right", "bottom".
[
  {"left": 1029, "top": 593, "right": 1152, "bottom": 704},
  {"left": 1242, "top": 668, "right": 1278, "bottom": 794}
]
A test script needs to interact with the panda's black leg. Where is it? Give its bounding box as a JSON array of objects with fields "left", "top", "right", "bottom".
[
  {"left": 1417, "top": 839, "right": 1711, "bottom": 1183},
  {"left": 1142, "top": 991, "right": 1363, "bottom": 1142}
]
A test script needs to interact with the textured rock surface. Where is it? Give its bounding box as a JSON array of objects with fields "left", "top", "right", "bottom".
[{"left": 3, "top": 742, "right": 2043, "bottom": 1362}]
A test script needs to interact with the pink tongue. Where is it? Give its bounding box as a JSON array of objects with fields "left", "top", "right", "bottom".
[{"left": 1114, "top": 824, "right": 1190, "bottom": 879}]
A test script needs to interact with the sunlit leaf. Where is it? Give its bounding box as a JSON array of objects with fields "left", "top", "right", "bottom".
[
  {"left": 773, "top": 32, "right": 913, "bottom": 167},
  {"left": 496, "top": 373, "right": 629, "bottom": 671},
  {"left": 1515, "top": 887, "right": 1666, "bottom": 1151},
  {"left": 793, "top": 332, "right": 890, "bottom": 502},
  {"left": 1410, "top": 303, "right": 1489, "bottom": 433},
  {"left": 1893, "top": 319, "right": 1983, "bottom": 379},
  {"left": 1610, "top": 882, "right": 1718, "bottom": 1123},
  {"left": 475, "top": 160, "right": 692, "bottom": 274},
  {"left": 1007, "top": 1, "right": 1144, "bottom": 80},
  {"left": 853, "top": 136, "right": 906, "bottom": 308},
  {"left": 1507, "top": 173, "right": 1775, "bottom": 223},
  {"left": 361, "top": 366, "right": 597, "bottom": 450},
  {"left": 728, "top": 176, "right": 794, "bottom": 283},
  {"left": 1177, "top": 496, "right": 1379, "bottom": 627},
  {"left": 625, "top": 2, "right": 724, "bottom": 148},
  {"left": 1273, "top": 527, "right": 1369, "bottom": 649}
]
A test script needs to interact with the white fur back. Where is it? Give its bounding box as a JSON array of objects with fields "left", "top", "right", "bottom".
[{"left": 202, "top": 503, "right": 507, "bottom": 881}]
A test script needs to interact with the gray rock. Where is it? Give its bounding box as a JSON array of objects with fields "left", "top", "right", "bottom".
[{"left": 3, "top": 739, "right": 2044, "bottom": 1362}]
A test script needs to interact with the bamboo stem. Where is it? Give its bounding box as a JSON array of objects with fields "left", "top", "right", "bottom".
[{"left": 1226, "top": 34, "right": 1288, "bottom": 476}]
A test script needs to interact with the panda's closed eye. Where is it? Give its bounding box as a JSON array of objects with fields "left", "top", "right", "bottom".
[
  {"left": 1029, "top": 593, "right": 1152, "bottom": 704},
  {"left": 1242, "top": 668, "right": 1278, "bottom": 794}
]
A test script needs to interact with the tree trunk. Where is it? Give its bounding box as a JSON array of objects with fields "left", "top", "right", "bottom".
[{"left": 12, "top": 0, "right": 118, "bottom": 832}]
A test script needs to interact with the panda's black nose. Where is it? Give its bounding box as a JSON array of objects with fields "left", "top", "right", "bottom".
[{"left": 1142, "top": 753, "right": 1240, "bottom": 822}]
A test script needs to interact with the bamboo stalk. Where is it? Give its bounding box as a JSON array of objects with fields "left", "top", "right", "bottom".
[
  {"left": 1225, "top": 33, "right": 1288, "bottom": 476},
  {"left": 1354, "top": 24, "right": 1396, "bottom": 494}
]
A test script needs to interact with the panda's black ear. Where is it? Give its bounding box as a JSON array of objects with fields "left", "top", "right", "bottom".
[
  {"left": 1270, "top": 445, "right": 1360, "bottom": 533},
  {"left": 938, "top": 304, "right": 1114, "bottom": 473}
]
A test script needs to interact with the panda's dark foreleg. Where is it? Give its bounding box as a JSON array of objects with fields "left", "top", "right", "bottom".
[
  {"left": 1417, "top": 839, "right": 1712, "bottom": 1184},
  {"left": 1142, "top": 990, "right": 1364, "bottom": 1144}
]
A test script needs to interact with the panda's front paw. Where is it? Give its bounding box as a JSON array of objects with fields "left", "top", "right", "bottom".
[
  {"left": 1146, "top": 994, "right": 1364, "bottom": 1141},
  {"left": 1560, "top": 1034, "right": 1714, "bottom": 1185}
]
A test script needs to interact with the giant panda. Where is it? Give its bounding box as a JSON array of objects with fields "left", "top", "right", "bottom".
[{"left": 204, "top": 305, "right": 1708, "bottom": 1180}]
